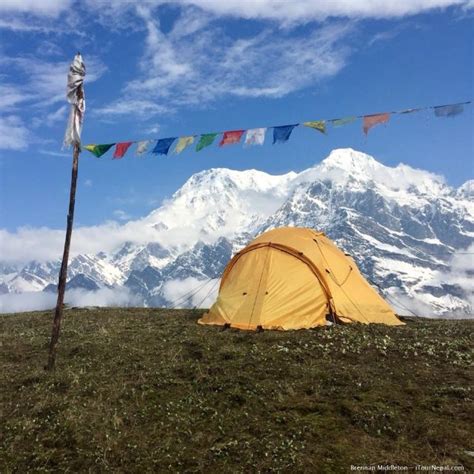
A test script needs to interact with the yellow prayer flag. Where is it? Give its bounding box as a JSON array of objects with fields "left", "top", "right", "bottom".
[
  {"left": 303, "top": 121, "right": 326, "bottom": 134},
  {"left": 174, "top": 136, "right": 195, "bottom": 154}
]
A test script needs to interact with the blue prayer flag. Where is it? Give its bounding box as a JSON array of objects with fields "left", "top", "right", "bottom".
[
  {"left": 273, "top": 124, "right": 298, "bottom": 144},
  {"left": 152, "top": 137, "right": 177, "bottom": 155},
  {"left": 434, "top": 104, "right": 464, "bottom": 118}
]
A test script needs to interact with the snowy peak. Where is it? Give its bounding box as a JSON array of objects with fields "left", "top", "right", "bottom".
[
  {"left": 457, "top": 180, "right": 474, "bottom": 198},
  {"left": 302, "top": 148, "right": 448, "bottom": 198},
  {"left": 319, "top": 148, "right": 381, "bottom": 174},
  {"left": 141, "top": 166, "right": 298, "bottom": 250},
  {"left": 179, "top": 167, "right": 296, "bottom": 195}
]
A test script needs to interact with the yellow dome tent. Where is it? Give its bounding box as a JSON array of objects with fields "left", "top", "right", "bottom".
[{"left": 198, "top": 227, "right": 404, "bottom": 330}]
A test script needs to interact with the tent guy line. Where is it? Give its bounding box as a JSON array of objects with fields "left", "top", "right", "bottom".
[{"left": 81, "top": 100, "right": 472, "bottom": 159}]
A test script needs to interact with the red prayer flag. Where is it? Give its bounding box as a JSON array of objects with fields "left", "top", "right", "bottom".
[
  {"left": 219, "top": 130, "right": 244, "bottom": 147},
  {"left": 113, "top": 141, "right": 133, "bottom": 159},
  {"left": 363, "top": 113, "right": 390, "bottom": 135}
]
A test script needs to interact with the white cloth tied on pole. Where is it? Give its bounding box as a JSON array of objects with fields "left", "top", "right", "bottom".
[{"left": 63, "top": 53, "right": 86, "bottom": 148}]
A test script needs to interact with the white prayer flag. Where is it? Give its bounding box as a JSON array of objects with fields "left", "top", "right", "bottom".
[
  {"left": 244, "top": 128, "right": 266, "bottom": 146},
  {"left": 136, "top": 140, "right": 153, "bottom": 155}
]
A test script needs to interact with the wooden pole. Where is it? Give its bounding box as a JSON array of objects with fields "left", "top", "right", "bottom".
[{"left": 46, "top": 142, "right": 81, "bottom": 370}]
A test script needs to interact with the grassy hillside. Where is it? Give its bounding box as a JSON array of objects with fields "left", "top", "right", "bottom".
[{"left": 1, "top": 308, "right": 473, "bottom": 472}]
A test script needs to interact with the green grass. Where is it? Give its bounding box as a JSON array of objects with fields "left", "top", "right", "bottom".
[{"left": 1, "top": 308, "right": 473, "bottom": 472}]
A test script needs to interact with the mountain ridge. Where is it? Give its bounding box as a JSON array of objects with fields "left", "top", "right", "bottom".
[{"left": 1, "top": 148, "right": 472, "bottom": 316}]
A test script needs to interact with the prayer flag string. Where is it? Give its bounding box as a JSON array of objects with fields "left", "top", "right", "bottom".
[{"left": 82, "top": 100, "right": 471, "bottom": 159}]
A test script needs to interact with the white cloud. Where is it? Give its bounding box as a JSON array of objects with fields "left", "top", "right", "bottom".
[
  {"left": 0, "top": 291, "right": 56, "bottom": 313},
  {"left": 81, "top": 0, "right": 471, "bottom": 23},
  {"left": 169, "top": 7, "right": 213, "bottom": 38},
  {"left": 36, "top": 40, "right": 64, "bottom": 57},
  {"left": 3, "top": 1, "right": 470, "bottom": 120},
  {"left": 39, "top": 149, "right": 70, "bottom": 157},
  {"left": 0, "top": 116, "right": 29, "bottom": 150},
  {"left": 0, "top": 55, "right": 67, "bottom": 108},
  {"left": 0, "top": 211, "right": 206, "bottom": 265},
  {"left": 0, "top": 12, "right": 89, "bottom": 36},
  {"left": 0, "top": 17, "right": 55, "bottom": 32},
  {"left": 0, "top": 216, "right": 170, "bottom": 264},
  {"left": 178, "top": 0, "right": 469, "bottom": 23},
  {"left": 0, "top": 0, "right": 72, "bottom": 17},
  {"left": 162, "top": 277, "right": 219, "bottom": 308},
  {"left": 95, "top": 99, "right": 168, "bottom": 117},
  {"left": 32, "top": 104, "right": 68, "bottom": 128},
  {"left": 449, "top": 244, "right": 474, "bottom": 274},
  {"left": 21, "top": 5, "right": 352, "bottom": 118},
  {"left": 387, "top": 289, "right": 434, "bottom": 317},
  {"left": 430, "top": 244, "right": 474, "bottom": 308},
  {"left": 0, "top": 84, "right": 34, "bottom": 110},
  {"left": 389, "top": 245, "right": 474, "bottom": 317},
  {"left": 367, "top": 24, "right": 410, "bottom": 46},
  {"left": 113, "top": 209, "right": 131, "bottom": 221},
  {"left": 143, "top": 124, "right": 161, "bottom": 135},
  {"left": 1, "top": 0, "right": 467, "bottom": 36},
  {"left": 65, "top": 287, "right": 142, "bottom": 308},
  {"left": 0, "top": 55, "right": 107, "bottom": 108},
  {"left": 100, "top": 7, "right": 353, "bottom": 116},
  {"left": 0, "top": 55, "right": 106, "bottom": 150},
  {"left": 45, "top": 104, "right": 68, "bottom": 124},
  {"left": 0, "top": 286, "right": 141, "bottom": 314},
  {"left": 84, "top": 179, "right": 93, "bottom": 187},
  {"left": 0, "top": 227, "right": 64, "bottom": 263}
]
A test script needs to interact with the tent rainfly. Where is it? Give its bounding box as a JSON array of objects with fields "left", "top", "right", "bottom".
[{"left": 199, "top": 227, "right": 404, "bottom": 330}]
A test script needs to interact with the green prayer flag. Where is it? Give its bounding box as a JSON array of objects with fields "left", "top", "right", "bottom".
[
  {"left": 303, "top": 120, "right": 326, "bottom": 134},
  {"left": 329, "top": 116, "right": 356, "bottom": 127},
  {"left": 196, "top": 133, "right": 218, "bottom": 152},
  {"left": 83, "top": 143, "right": 115, "bottom": 157}
]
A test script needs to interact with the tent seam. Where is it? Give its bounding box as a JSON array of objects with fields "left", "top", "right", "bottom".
[
  {"left": 247, "top": 246, "right": 271, "bottom": 329},
  {"left": 222, "top": 241, "right": 334, "bottom": 313}
]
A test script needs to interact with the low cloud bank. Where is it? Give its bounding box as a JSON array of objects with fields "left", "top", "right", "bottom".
[
  {"left": 443, "top": 244, "right": 474, "bottom": 309},
  {"left": 66, "top": 287, "right": 142, "bottom": 308},
  {"left": 2, "top": 256, "right": 472, "bottom": 317},
  {"left": 0, "top": 278, "right": 219, "bottom": 314},
  {"left": 385, "top": 245, "right": 474, "bottom": 318},
  {"left": 0, "top": 287, "right": 141, "bottom": 314},
  {"left": 162, "top": 277, "right": 220, "bottom": 309},
  {"left": 0, "top": 291, "right": 56, "bottom": 313},
  {"left": 386, "top": 289, "right": 434, "bottom": 318}
]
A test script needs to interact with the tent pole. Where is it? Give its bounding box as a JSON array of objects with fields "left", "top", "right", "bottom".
[{"left": 46, "top": 142, "right": 81, "bottom": 371}]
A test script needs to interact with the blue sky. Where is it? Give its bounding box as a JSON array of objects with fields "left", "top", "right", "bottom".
[{"left": 0, "top": 0, "right": 473, "bottom": 235}]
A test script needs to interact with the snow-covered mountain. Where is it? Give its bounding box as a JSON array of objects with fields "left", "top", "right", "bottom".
[
  {"left": 258, "top": 149, "right": 473, "bottom": 315},
  {"left": 1, "top": 148, "right": 473, "bottom": 316}
]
